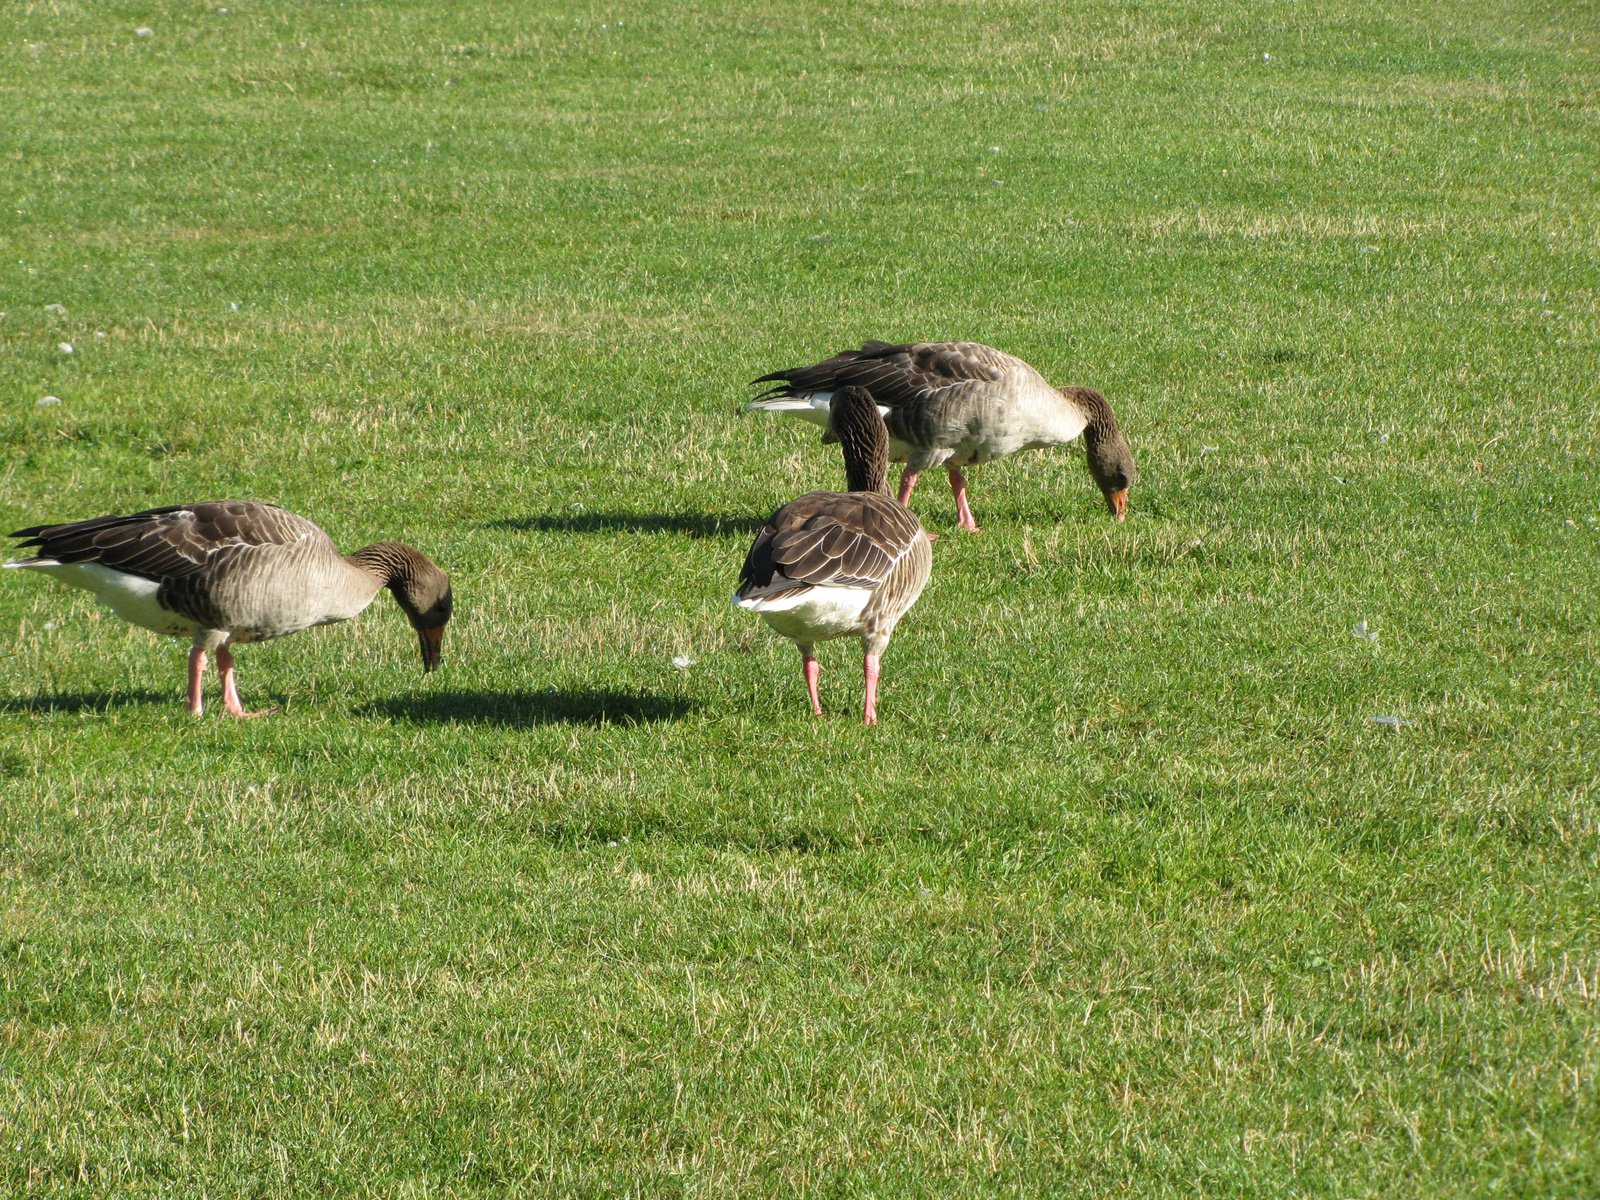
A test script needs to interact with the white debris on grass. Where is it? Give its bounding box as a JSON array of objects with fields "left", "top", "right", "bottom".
[
  {"left": 135, "top": 27, "right": 153, "bottom": 36},
  {"left": 1367, "top": 715, "right": 1410, "bottom": 729},
  {"left": 1352, "top": 620, "right": 1378, "bottom": 642},
  {"left": 671, "top": 655, "right": 696, "bottom": 670},
  {"left": 1200, "top": 445, "right": 1218, "bottom": 456},
  {"left": 36, "top": 396, "right": 61, "bottom": 406},
  {"left": 44, "top": 303, "right": 66, "bottom": 313}
]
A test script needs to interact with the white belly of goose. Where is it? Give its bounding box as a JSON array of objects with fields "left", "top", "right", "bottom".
[
  {"left": 733, "top": 584, "right": 875, "bottom": 644},
  {"left": 9, "top": 561, "right": 198, "bottom": 637}
]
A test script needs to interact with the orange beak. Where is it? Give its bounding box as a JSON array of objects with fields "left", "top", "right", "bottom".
[
  {"left": 1106, "top": 489, "right": 1129, "bottom": 521},
  {"left": 418, "top": 625, "right": 444, "bottom": 672}
]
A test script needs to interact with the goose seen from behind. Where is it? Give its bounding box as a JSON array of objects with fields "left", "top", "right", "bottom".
[
  {"left": 6, "top": 500, "right": 452, "bottom": 716},
  {"left": 735, "top": 385, "right": 933, "bottom": 725},
  {"left": 748, "top": 340, "right": 1136, "bottom": 530}
]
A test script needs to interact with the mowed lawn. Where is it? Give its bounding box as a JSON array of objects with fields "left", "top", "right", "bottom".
[{"left": 2, "top": 0, "right": 1597, "bottom": 1194}]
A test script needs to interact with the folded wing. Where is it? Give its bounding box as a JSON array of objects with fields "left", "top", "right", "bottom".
[
  {"left": 9, "top": 501, "right": 323, "bottom": 580},
  {"left": 738, "top": 491, "right": 926, "bottom": 600},
  {"left": 752, "top": 340, "right": 1027, "bottom": 409}
]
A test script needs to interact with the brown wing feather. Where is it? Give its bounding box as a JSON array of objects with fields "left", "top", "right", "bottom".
[
  {"left": 9, "top": 501, "right": 324, "bottom": 582},
  {"left": 738, "top": 492, "right": 925, "bottom": 595},
  {"left": 753, "top": 341, "right": 1017, "bottom": 410}
]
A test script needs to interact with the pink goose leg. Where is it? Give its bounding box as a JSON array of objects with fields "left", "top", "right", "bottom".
[
  {"left": 187, "top": 649, "right": 207, "bottom": 715},
  {"left": 896, "top": 468, "right": 920, "bottom": 507},
  {"left": 802, "top": 654, "right": 823, "bottom": 717},
  {"left": 948, "top": 466, "right": 981, "bottom": 532},
  {"left": 862, "top": 653, "right": 881, "bottom": 726},
  {"left": 217, "top": 644, "right": 276, "bottom": 718}
]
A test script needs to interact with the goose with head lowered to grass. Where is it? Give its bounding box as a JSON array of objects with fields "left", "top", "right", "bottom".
[
  {"left": 735, "top": 385, "right": 933, "bottom": 726},
  {"left": 748, "top": 340, "right": 1137, "bottom": 530},
  {"left": 6, "top": 500, "right": 452, "bottom": 716}
]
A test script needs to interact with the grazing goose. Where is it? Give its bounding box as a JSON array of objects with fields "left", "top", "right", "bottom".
[
  {"left": 6, "top": 501, "right": 452, "bottom": 716},
  {"left": 734, "top": 386, "right": 933, "bottom": 725},
  {"left": 748, "top": 340, "right": 1136, "bottom": 530}
]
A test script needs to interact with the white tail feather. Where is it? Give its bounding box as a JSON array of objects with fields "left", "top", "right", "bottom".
[
  {"left": 746, "top": 393, "right": 890, "bottom": 428},
  {"left": 744, "top": 398, "right": 816, "bottom": 412},
  {"left": 733, "top": 587, "right": 813, "bottom": 613}
]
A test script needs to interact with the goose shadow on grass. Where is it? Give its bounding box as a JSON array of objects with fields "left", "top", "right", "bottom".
[
  {"left": 359, "top": 689, "right": 696, "bottom": 728},
  {"left": 484, "top": 512, "right": 766, "bottom": 539},
  {"left": 2, "top": 691, "right": 171, "bottom": 715}
]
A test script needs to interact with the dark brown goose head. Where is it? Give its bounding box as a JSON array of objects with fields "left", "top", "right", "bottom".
[
  {"left": 349, "top": 542, "right": 453, "bottom": 671},
  {"left": 1062, "top": 387, "right": 1137, "bottom": 520},
  {"left": 828, "top": 385, "right": 890, "bottom": 495}
]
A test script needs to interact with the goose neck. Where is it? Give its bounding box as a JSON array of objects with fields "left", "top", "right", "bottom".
[
  {"left": 346, "top": 542, "right": 425, "bottom": 588},
  {"left": 830, "top": 388, "right": 891, "bottom": 495}
]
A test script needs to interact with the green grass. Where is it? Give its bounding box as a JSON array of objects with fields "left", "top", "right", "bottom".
[{"left": 2, "top": 0, "right": 1597, "bottom": 1193}]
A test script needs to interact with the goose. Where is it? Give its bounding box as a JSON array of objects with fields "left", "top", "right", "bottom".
[
  {"left": 748, "top": 340, "right": 1136, "bottom": 530},
  {"left": 6, "top": 500, "right": 452, "bottom": 716},
  {"left": 734, "top": 385, "right": 933, "bottom": 725}
]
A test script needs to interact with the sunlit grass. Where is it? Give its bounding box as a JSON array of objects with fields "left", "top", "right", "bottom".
[{"left": 1, "top": 0, "right": 1597, "bottom": 1194}]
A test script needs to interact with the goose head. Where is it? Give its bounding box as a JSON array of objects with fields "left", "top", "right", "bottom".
[
  {"left": 396, "top": 563, "right": 452, "bottom": 672},
  {"left": 1063, "top": 387, "right": 1137, "bottom": 521},
  {"left": 355, "top": 543, "right": 453, "bottom": 671},
  {"left": 1087, "top": 435, "right": 1135, "bottom": 520}
]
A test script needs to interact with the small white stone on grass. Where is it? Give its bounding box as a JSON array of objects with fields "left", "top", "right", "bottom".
[
  {"left": 231, "top": 302, "right": 239, "bottom": 311},
  {"left": 135, "top": 27, "right": 153, "bottom": 36},
  {"left": 36, "top": 395, "right": 61, "bottom": 406},
  {"left": 672, "top": 655, "right": 696, "bottom": 670},
  {"left": 1367, "top": 715, "right": 1409, "bottom": 728},
  {"left": 43, "top": 622, "right": 58, "bottom": 631},
  {"left": 59, "top": 343, "right": 74, "bottom": 354},
  {"left": 44, "top": 303, "right": 66, "bottom": 313},
  {"left": 1352, "top": 620, "right": 1378, "bottom": 642}
]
